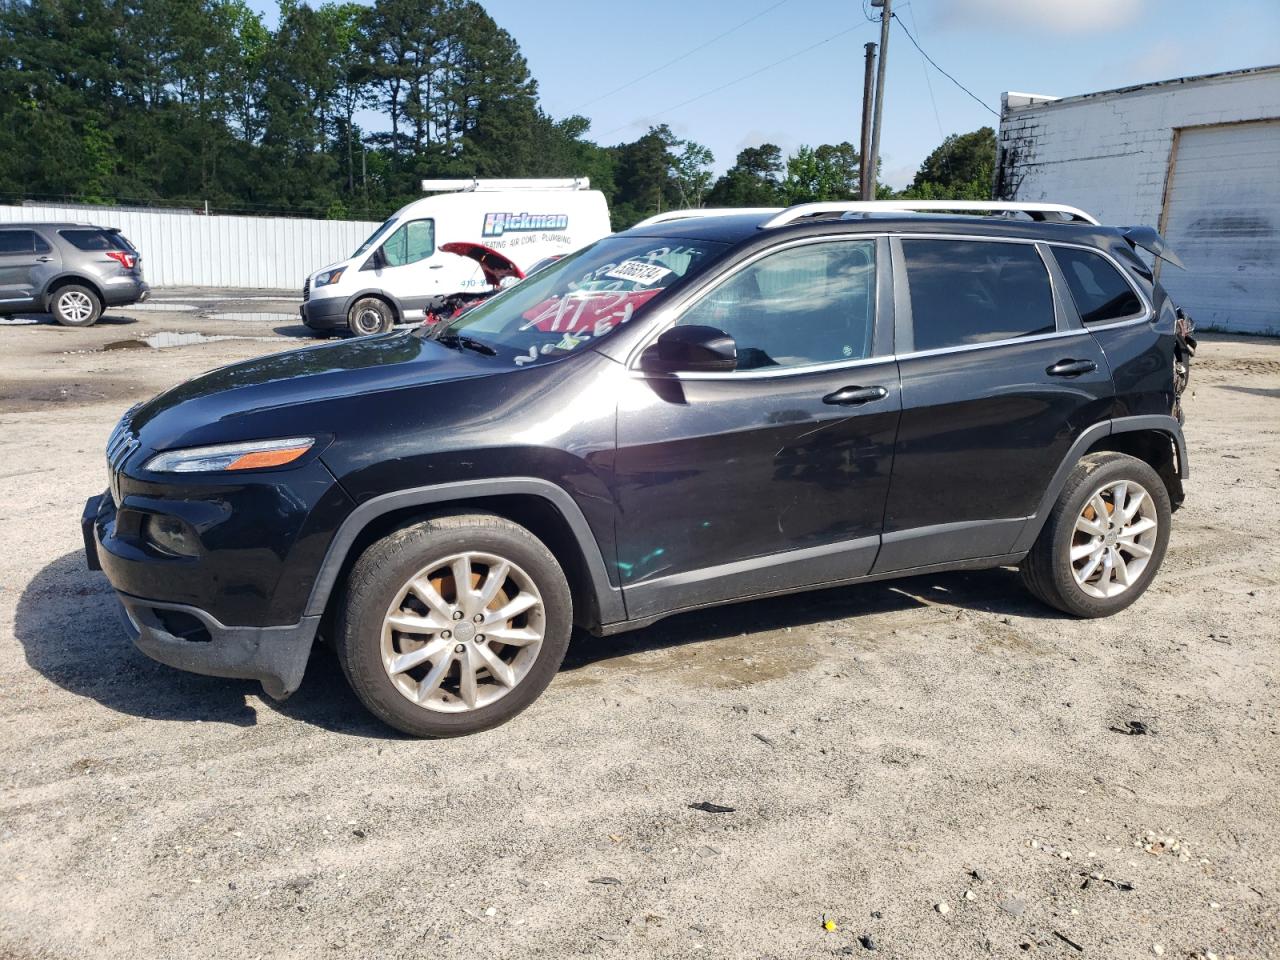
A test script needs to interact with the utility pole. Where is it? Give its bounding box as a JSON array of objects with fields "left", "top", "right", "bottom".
[
  {"left": 867, "top": 0, "right": 892, "bottom": 200},
  {"left": 859, "top": 42, "right": 877, "bottom": 201}
]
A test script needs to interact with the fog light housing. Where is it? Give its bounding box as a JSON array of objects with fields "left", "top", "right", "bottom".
[{"left": 143, "top": 514, "right": 199, "bottom": 557}]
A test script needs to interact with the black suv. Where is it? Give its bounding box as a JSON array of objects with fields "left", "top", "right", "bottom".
[{"left": 82, "top": 202, "right": 1192, "bottom": 737}]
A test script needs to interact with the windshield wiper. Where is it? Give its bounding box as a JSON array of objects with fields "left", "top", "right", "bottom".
[{"left": 433, "top": 332, "right": 497, "bottom": 356}]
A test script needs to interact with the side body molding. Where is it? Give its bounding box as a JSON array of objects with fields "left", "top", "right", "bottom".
[
  {"left": 1009, "top": 414, "right": 1188, "bottom": 554},
  {"left": 302, "top": 477, "right": 626, "bottom": 625}
]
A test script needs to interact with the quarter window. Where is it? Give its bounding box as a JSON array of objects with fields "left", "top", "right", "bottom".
[
  {"left": 1053, "top": 246, "right": 1143, "bottom": 324},
  {"left": 381, "top": 219, "right": 434, "bottom": 267},
  {"left": 676, "top": 240, "right": 877, "bottom": 371},
  {"left": 901, "top": 239, "right": 1056, "bottom": 351}
]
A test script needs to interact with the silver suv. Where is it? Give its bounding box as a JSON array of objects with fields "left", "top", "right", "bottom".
[{"left": 0, "top": 222, "right": 149, "bottom": 327}]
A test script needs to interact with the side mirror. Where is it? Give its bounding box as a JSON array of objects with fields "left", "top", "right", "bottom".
[
  {"left": 644, "top": 325, "right": 738, "bottom": 374},
  {"left": 368, "top": 247, "right": 387, "bottom": 270}
]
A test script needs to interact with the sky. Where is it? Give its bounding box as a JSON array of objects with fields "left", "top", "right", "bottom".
[{"left": 249, "top": 0, "right": 1280, "bottom": 190}]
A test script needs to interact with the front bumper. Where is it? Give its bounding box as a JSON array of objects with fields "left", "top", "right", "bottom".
[
  {"left": 83, "top": 492, "right": 320, "bottom": 699},
  {"left": 299, "top": 295, "right": 347, "bottom": 331}
]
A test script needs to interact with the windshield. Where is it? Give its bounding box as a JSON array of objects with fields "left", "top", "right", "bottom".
[
  {"left": 431, "top": 235, "right": 725, "bottom": 365},
  {"left": 352, "top": 218, "right": 399, "bottom": 257}
]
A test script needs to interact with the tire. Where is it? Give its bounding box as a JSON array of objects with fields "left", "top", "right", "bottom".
[
  {"left": 335, "top": 513, "right": 573, "bottom": 737},
  {"left": 1020, "top": 452, "right": 1172, "bottom": 618},
  {"left": 347, "top": 297, "right": 395, "bottom": 336},
  {"left": 50, "top": 285, "right": 102, "bottom": 327}
]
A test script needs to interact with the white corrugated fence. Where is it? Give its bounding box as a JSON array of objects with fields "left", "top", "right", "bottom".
[{"left": 0, "top": 203, "right": 379, "bottom": 289}]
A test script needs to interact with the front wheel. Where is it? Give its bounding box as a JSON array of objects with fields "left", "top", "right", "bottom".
[
  {"left": 51, "top": 285, "right": 102, "bottom": 327},
  {"left": 335, "top": 514, "right": 573, "bottom": 737},
  {"left": 347, "top": 296, "right": 395, "bottom": 336},
  {"left": 1020, "top": 452, "right": 1172, "bottom": 617}
]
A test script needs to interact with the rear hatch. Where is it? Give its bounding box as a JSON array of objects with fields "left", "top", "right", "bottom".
[{"left": 59, "top": 227, "right": 144, "bottom": 278}]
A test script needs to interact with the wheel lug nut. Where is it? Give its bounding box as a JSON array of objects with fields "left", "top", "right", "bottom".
[
  {"left": 452, "top": 610, "right": 464, "bottom": 620},
  {"left": 476, "top": 635, "right": 486, "bottom": 644},
  {"left": 455, "top": 644, "right": 465, "bottom": 653},
  {"left": 441, "top": 630, "right": 451, "bottom": 639},
  {"left": 473, "top": 614, "right": 483, "bottom": 623}
]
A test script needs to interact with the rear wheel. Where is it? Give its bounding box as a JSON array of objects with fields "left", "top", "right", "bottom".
[
  {"left": 50, "top": 285, "right": 102, "bottom": 327},
  {"left": 347, "top": 296, "right": 395, "bottom": 336},
  {"left": 1021, "top": 452, "right": 1171, "bottom": 617},
  {"left": 335, "top": 514, "right": 572, "bottom": 737}
]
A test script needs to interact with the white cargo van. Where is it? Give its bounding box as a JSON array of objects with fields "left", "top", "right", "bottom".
[{"left": 300, "top": 178, "right": 611, "bottom": 335}]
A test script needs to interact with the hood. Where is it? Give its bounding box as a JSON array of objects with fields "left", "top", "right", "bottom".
[
  {"left": 440, "top": 241, "right": 524, "bottom": 287},
  {"left": 130, "top": 332, "right": 499, "bottom": 453}
]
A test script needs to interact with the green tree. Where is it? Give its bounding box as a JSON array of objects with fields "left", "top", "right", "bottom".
[
  {"left": 783, "top": 142, "right": 860, "bottom": 203},
  {"left": 899, "top": 126, "right": 996, "bottom": 200},
  {"left": 706, "top": 144, "right": 785, "bottom": 207}
]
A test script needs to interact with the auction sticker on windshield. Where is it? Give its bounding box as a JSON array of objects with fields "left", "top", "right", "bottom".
[{"left": 605, "top": 260, "right": 672, "bottom": 286}]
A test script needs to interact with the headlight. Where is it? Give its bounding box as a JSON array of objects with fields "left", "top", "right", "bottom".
[
  {"left": 314, "top": 268, "right": 346, "bottom": 288},
  {"left": 145, "top": 437, "right": 315, "bottom": 474}
]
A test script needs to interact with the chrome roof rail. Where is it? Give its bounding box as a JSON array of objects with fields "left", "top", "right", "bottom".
[
  {"left": 760, "top": 200, "right": 1101, "bottom": 227},
  {"left": 633, "top": 207, "right": 783, "bottom": 228}
]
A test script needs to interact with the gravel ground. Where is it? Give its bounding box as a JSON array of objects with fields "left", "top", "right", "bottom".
[{"left": 1, "top": 294, "right": 1277, "bottom": 960}]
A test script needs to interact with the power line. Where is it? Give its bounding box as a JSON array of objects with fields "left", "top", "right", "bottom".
[
  {"left": 597, "top": 22, "right": 869, "bottom": 140},
  {"left": 891, "top": 13, "right": 999, "bottom": 118},
  {"left": 902, "top": 1, "right": 944, "bottom": 138},
  {"left": 571, "top": 0, "right": 793, "bottom": 113}
]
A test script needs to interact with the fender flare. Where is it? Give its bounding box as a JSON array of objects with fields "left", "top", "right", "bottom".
[
  {"left": 1010, "top": 414, "right": 1188, "bottom": 553},
  {"left": 302, "top": 477, "right": 626, "bottom": 625},
  {"left": 342, "top": 288, "right": 405, "bottom": 323},
  {"left": 41, "top": 272, "right": 105, "bottom": 310}
]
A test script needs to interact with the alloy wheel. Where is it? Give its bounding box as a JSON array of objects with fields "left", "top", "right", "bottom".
[
  {"left": 1070, "top": 479, "right": 1159, "bottom": 599},
  {"left": 380, "top": 551, "right": 545, "bottom": 712},
  {"left": 59, "top": 291, "right": 94, "bottom": 323}
]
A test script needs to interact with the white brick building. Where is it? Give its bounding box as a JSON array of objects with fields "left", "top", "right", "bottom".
[{"left": 997, "top": 65, "right": 1280, "bottom": 334}]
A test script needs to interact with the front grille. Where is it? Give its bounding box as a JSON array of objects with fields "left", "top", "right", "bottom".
[
  {"left": 106, "top": 408, "right": 141, "bottom": 505},
  {"left": 302, "top": 277, "right": 310, "bottom": 302}
]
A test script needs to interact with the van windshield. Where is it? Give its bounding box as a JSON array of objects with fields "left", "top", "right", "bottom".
[
  {"left": 429, "top": 235, "right": 725, "bottom": 366},
  {"left": 352, "top": 218, "right": 398, "bottom": 257}
]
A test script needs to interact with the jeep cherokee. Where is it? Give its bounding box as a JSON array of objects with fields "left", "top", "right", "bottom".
[{"left": 82, "top": 201, "right": 1192, "bottom": 737}]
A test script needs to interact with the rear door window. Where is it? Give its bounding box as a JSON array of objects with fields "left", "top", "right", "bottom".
[
  {"left": 1053, "top": 246, "right": 1144, "bottom": 324},
  {"left": 676, "top": 239, "right": 877, "bottom": 371},
  {"left": 901, "top": 239, "right": 1056, "bottom": 351},
  {"left": 0, "top": 230, "right": 39, "bottom": 255}
]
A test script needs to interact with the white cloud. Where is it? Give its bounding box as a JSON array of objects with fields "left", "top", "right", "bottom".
[{"left": 934, "top": 0, "right": 1146, "bottom": 34}]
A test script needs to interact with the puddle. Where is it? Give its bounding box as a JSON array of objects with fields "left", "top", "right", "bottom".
[
  {"left": 104, "top": 331, "right": 276, "bottom": 350},
  {"left": 0, "top": 316, "right": 41, "bottom": 325},
  {"left": 206, "top": 312, "right": 298, "bottom": 323},
  {"left": 127, "top": 303, "right": 198, "bottom": 312},
  {"left": 152, "top": 295, "right": 298, "bottom": 303}
]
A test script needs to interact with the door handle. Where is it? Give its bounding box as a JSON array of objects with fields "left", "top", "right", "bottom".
[
  {"left": 36, "top": 256, "right": 53, "bottom": 263},
  {"left": 428, "top": 264, "right": 444, "bottom": 269},
  {"left": 823, "top": 385, "right": 888, "bottom": 406},
  {"left": 1046, "top": 358, "right": 1098, "bottom": 377}
]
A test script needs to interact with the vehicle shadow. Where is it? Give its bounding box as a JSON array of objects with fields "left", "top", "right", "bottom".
[
  {"left": 15, "top": 551, "right": 396, "bottom": 738},
  {"left": 563, "top": 566, "right": 1063, "bottom": 670},
  {"left": 2, "top": 313, "right": 138, "bottom": 327}
]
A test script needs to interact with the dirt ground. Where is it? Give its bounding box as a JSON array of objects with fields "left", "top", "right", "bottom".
[{"left": 1, "top": 294, "right": 1277, "bottom": 960}]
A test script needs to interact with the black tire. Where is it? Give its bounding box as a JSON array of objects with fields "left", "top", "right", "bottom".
[
  {"left": 1020, "top": 452, "right": 1172, "bottom": 618},
  {"left": 334, "top": 513, "right": 573, "bottom": 737},
  {"left": 50, "top": 284, "right": 102, "bottom": 327},
  {"left": 347, "top": 296, "right": 395, "bottom": 335}
]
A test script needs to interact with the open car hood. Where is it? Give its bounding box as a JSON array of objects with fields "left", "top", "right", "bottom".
[{"left": 440, "top": 242, "right": 525, "bottom": 287}]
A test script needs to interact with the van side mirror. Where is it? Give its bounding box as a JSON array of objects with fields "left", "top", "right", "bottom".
[
  {"left": 366, "top": 246, "right": 387, "bottom": 271},
  {"left": 644, "top": 325, "right": 738, "bottom": 374}
]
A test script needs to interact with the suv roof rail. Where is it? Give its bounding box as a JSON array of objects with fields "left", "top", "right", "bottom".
[
  {"left": 760, "top": 200, "right": 1101, "bottom": 227},
  {"left": 633, "top": 207, "right": 783, "bottom": 228},
  {"left": 420, "top": 178, "right": 591, "bottom": 193}
]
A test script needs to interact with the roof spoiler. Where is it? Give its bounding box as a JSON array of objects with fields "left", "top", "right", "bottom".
[{"left": 1122, "top": 226, "right": 1184, "bottom": 270}]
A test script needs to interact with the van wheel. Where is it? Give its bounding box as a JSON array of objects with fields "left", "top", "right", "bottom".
[
  {"left": 51, "top": 285, "right": 102, "bottom": 327},
  {"left": 335, "top": 514, "right": 573, "bottom": 737},
  {"left": 348, "top": 297, "right": 395, "bottom": 335},
  {"left": 1020, "top": 452, "right": 1171, "bottom": 617}
]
